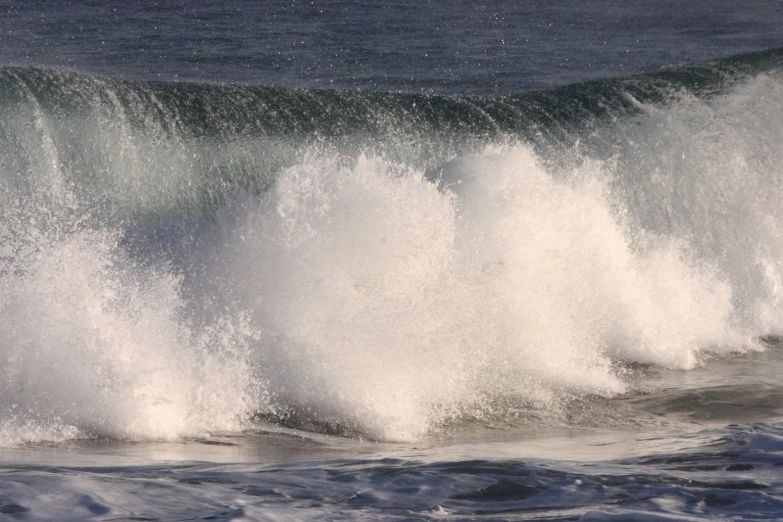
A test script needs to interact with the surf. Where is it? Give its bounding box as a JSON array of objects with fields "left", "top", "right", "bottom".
[{"left": 0, "top": 48, "right": 781, "bottom": 444}]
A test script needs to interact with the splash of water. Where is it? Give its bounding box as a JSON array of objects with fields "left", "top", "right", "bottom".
[
  {"left": 0, "top": 65, "right": 781, "bottom": 444},
  {"left": 202, "top": 146, "right": 757, "bottom": 440}
]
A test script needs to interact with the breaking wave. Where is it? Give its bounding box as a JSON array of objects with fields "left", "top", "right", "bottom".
[{"left": 0, "top": 48, "right": 781, "bottom": 443}]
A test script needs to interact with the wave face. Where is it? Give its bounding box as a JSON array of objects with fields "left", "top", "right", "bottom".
[{"left": 1, "top": 49, "right": 782, "bottom": 443}]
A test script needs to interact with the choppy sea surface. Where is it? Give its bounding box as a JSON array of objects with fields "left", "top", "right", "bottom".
[{"left": 1, "top": 1, "right": 783, "bottom": 520}]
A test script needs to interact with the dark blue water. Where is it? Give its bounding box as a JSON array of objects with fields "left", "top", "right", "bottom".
[
  {"left": 1, "top": 2, "right": 783, "bottom": 520},
  {"left": 2, "top": 0, "right": 782, "bottom": 92}
]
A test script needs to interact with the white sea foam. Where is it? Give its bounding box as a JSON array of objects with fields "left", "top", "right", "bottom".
[
  {"left": 0, "top": 139, "right": 775, "bottom": 443},
  {"left": 0, "top": 71, "right": 781, "bottom": 444},
  {"left": 205, "top": 145, "right": 756, "bottom": 440},
  {"left": 0, "top": 228, "right": 261, "bottom": 446}
]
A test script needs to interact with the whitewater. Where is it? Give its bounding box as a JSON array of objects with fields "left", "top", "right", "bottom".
[{"left": 1, "top": 3, "right": 783, "bottom": 518}]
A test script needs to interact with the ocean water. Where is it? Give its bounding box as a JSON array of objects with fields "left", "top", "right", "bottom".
[{"left": 1, "top": 1, "right": 783, "bottom": 520}]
